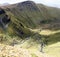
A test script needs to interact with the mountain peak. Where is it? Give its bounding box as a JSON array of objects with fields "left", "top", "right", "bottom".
[
  {"left": 18, "top": 1, "right": 35, "bottom": 6},
  {"left": 17, "top": 1, "right": 39, "bottom": 11}
]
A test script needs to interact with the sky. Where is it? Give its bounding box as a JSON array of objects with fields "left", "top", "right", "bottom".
[{"left": 0, "top": 0, "right": 60, "bottom": 8}]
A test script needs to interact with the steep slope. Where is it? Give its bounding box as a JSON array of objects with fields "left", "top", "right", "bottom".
[
  {"left": 38, "top": 4, "right": 60, "bottom": 29},
  {"left": 0, "top": 8, "right": 10, "bottom": 32},
  {"left": 1, "top": 1, "right": 60, "bottom": 37},
  {"left": 0, "top": 8, "right": 32, "bottom": 38},
  {"left": 6, "top": 1, "right": 43, "bottom": 28},
  {"left": 2, "top": 1, "right": 44, "bottom": 37},
  {"left": 5, "top": 1, "right": 60, "bottom": 30}
]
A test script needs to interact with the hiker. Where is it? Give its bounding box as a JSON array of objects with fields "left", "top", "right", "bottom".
[
  {"left": 40, "top": 42, "right": 45, "bottom": 52},
  {"left": 40, "top": 37, "right": 45, "bottom": 53}
]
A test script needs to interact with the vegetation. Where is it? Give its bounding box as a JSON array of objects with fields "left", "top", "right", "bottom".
[{"left": 0, "top": 1, "right": 60, "bottom": 57}]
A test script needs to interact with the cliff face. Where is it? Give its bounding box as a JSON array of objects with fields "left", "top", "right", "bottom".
[{"left": 0, "top": 8, "right": 10, "bottom": 30}]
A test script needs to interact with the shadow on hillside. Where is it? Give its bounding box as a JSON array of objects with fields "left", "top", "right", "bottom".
[{"left": 43, "top": 32, "right": 60, "bottom": 45}]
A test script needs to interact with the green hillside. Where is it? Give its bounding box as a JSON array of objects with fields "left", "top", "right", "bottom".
[
  {"left": 5, "top": 1, "right": 60, "bottom": 30},
  {"left": 0, "top": 0, "right": 60, "bottom": 43},
  {"left": 0, "top": 1, "right": 60, "bottom": 57},
  {"left": 38, "top": 4, "right": 60, "bottom": 29}
]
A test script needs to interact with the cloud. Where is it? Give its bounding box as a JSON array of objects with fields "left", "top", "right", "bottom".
[
  {"left": 0, "top": 0, "right": 26, "bottom": 4},
  {"left": 0, "top": 0, "right": 60, "bottom": 8},
  {"left": 32, "top": 0, "right": 60, "bottom": 8},
  {"left": 46, "top": 0, "right": 60, "bottom": 8}
]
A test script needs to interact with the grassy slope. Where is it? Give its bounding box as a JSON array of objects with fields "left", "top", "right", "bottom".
[
  {"left": 0, "top": 1, "right": 60, "bottom": 57},
  {"left": 38, "top": 4, "right": 60, "bottom": 29},
  {"left": 2, "top": 1, "right": 60, "bottom": 37}
]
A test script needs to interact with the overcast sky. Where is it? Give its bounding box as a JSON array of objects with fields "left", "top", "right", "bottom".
[{"left": 0, "top": 0, "right": 60, "bottom": 8}]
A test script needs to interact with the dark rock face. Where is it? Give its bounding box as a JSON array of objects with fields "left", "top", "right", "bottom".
[
  {"left": 2, "top": 15, "right": 10, "bottom": 24},
  {"left": 17, "top": 1, "right": 39, "bottom": 11},
  {"left": 0, "top": 8, "right": 5, "bottom": 14},
  {"left": 0, "top": 8, "right": 10, "bottom": 29}
]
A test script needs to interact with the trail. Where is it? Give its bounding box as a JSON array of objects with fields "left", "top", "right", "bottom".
[{"left": 29, "top": 28, "right": 60, "bottom": 35}]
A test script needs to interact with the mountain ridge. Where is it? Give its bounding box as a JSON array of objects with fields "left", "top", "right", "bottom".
[{"left": 0, "top": 1, "right": 60, "bottom": 37}]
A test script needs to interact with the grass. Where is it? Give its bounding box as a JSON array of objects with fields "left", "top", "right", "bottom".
[
  {"left": 45, "top": 42, "right": 60, "bottom": 57},
  {"left": 40, "top": 30, "right": 60, "bottom": 57},
  {"left": 0, "top": 1, "right": 60, "bottom": 57},
  {"left": 40, "top": 30, "right": 60, "bottom": 35},
  {"left": 31, "top": 53, "right": 38, "bottom": 57},
  {"left": 0, "top": 29, "right": 60, "bottom": 57},
  {"left": 22, "top": 29, "right": 60, "bottom": 57},
  {"left": 0, "top": 33, "right": 22, "bottom": 45}
]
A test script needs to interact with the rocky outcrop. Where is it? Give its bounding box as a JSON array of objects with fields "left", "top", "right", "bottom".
[
  {"left": 0, "top": 44, "right": 31, "bottom": 57},
  {"left": 0, "top": 8, "right": 10, "bottom": 29}
]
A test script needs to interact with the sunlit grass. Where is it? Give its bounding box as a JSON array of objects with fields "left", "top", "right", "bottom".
[
  {"left": 45, "top": 42, "right": 60, "bottom": 57},
  {"left": 40, "top": 30, "right": 60, "bottom": 35},
  {"left": 0, "top": 29, "right": 60, "bottom": 57},
  {"left": 29, "top": 28, "right": 60, "bottom": 35}
]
